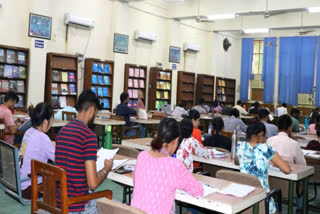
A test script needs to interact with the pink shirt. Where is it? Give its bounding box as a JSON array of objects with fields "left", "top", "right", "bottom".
[
  {"left": 266, "top": 132, "right": 306, "bottom": 165},
  {"left": 131, "top": 151, "right": 203, "bottom": 214},
  {"left": 309, "top": 124, "right": 316, "bottom": 135},
  {"left": 0, "top": 104, "right": 15, "bottom": 144},
  {"left": 137, "top": 98, "right": 145, "bottom": 109}
]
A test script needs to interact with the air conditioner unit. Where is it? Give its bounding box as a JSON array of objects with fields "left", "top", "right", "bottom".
[
  {"left": 135, "top": 30, "right": 157, "bottom": 42},
  {"left": 183, "top": 43, "right": 200, "bottom": 52},
  {"left": 65, "top": 13, "right": 94, "bottom": 30}
]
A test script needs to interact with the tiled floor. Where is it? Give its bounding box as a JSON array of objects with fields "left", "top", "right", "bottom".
[{"left": 0, "top": 180, "right": 319, "bottom": 214}]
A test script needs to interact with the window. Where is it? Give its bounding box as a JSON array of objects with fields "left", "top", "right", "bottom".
[{"left": 252, "top": 40, "right": 264, "bottom": 75}]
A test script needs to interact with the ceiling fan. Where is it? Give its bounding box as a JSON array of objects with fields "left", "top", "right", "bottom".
[{"left": 297, "top": 12, "right": 315, "bottom": 35}]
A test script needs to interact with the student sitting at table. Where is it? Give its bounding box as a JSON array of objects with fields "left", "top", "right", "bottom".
[
  {"left": 290, "top": 108, "right": 301, "bottom": 132},
  {"left": 19, "top": 102, "right": 55, "bottom": 199},
  {"left": 233, "top": 100, "right": 248, "bottom": 116},
  {"left": 308, "top": 108, "right": 319, "bottom": 125},
  {"left": 186, "top": 109, "right": 203, "bottom": 144},
  {"left": 248, "top": 101, "right": 260, "bottom": 114},
  {"left": 176, "top": 118, "right": 215, "bottom": 172},
  {"left": 309, "top": 115, "right": 320, "bottom": 135},
  {"left": 131, "top": 118, "right": 204, "bottom": 214},
  {"left": 236, "top": 119, "right": 291, "bottom": 214},
  {"left": 116, "top": 92, "right": 144, "bottom": 138},
  {"left": 306, "top": 118, "right": 320, "bottom": 151},
  {"left": 259, "top": 108, "right": 278, "bottom": 139},
  {"left": 136, "top": 90, "right": 145, "bottom": 113},
  {"left": 204, "top": 117, "right": 232, "bottom": 152},
  {"left": 171, "top": 101, "right": 188, "bottom": 118},
  {"left": 211, "top": 99, "right": 222, "bottom": 114},
  {"left": 223, "top": 108, "right": 247, "bottom": 133},
  {"left": 0, "top": 91, "right": 22, "bottom": 145},
  {"left": 276, "top": 103, "right": 288, "bottom": 116},
  {"left": 193, "top": 98, "right": 207, "bottom": 114}
]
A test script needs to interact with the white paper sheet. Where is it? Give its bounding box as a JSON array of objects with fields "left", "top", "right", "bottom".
[
  {"left": 96, "top": 148, "right": 119, "bottom": 171},
  {"left": 112, "top": 159, "right": 128, "bottom": 170},
  {"left": 217, "top": 183, "right": 255, "bottom": 197},
  {"left": 302, "top": 149, "right": 318, "bottom": 156},
  {"left": 176, "top": 183, "right": 218, "bottom": 197}
]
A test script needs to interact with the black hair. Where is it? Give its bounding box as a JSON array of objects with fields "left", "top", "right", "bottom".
[
  {"left": 178, "top": 118, "right": 194, "bottom": 144},
  {"left": 31, "top": 102, "right": 53, "bottom": 128},
  {"left": 258, "top": 108, "right": 270, "bottom": 120},
  {"left": 290, "top": 108, "right": 300, "bottom": 116},
  {"left": 212, "top": 117, "right": 224, "bottom": 134},
  {"left": 120, "top": 92, "right": 129, "bottom": 103},
  {"left": 199, "top": 98, "right": 205, "bottom": 105},
  {"left": 75, "top": 89, "right": 101, "bottom": 111},
  {"left": 247, "top": 119, "right": 266, "bottom": 139},
  {"left": 229, "top": 108, "right": 239, "bottom": 118},
  {"left": 4, "top": 91, "right": 19, "bottom": 103},
  {"left": 178, "top": 101, "right": 187, "bottom": 108},
  {"left": 315, "top": 115, "right": 320, "bottom": 137},
  {"left": 151, "top": 118, "right": 180, "bottom": 151},
  {"left": 282, "top": 103, "right": 287, "bottom": 107},
  {"left": 187, "top": 109, "right": 200, "bottom": 121},
  {"left": 309, "top": 109, "right": 319, "bottom": 125},
  {"left": 237, "top": 100, "right": 242, "bottom": 105},
  {"left": 278, "top": 114, "right": 292, "bottom": 131},
  {"left": 253, "top": 101, "right": 259, "bottom": 108},
  {"left": 213, "top": 100, "right": 219, "bottom": 108}
]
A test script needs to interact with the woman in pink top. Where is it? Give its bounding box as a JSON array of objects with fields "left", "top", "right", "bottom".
[
  {"left": 136, "top": 90, "right": 145, "bottom": 112},
  {"left": 309, "top": 114, "right": 320, "bottom": 135},
  {"left": 131, "top": 118, "right": 204, "bottom": 214}
]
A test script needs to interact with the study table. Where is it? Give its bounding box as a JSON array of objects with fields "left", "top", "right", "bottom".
[
  {"left": 108, "top": 155, "right": 266, "bottom": 214},
  {"left": 121, "top": 138, "right": 315, "bottom": 214}
]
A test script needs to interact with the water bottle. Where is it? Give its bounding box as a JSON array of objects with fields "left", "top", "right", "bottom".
[
  {"left": 231, "top": 130, "right": 237, "bottom": 162},
  {"left": 236, "top": 124, "right": 241, "bottom": 140},
  {"left": 304, "top": 116, "right": 308, "bottom": 131},
  {"left": 104, "top": 125, "right": 112, "bottom": 149},
  {"left": 157, "top": 103, "right": 160, "bottom": 111},
  {"left": 275, "top": 107, "right": 278, "bottom": 116},
  {"left": 208, "top": 123, "right": 213, "bottom": 135}
]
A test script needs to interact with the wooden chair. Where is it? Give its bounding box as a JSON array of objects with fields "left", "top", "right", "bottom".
[
  {"left": 217, "top": 170, "right": 282, "bottom": 214},
  {"left": 61, "top": 111, "right": 76, "bottom": 121},
  {"left": 221, "top": 130, "right": 233, "bottom": 139},
  {"left": 0, "top": 119, "right": 24, "bottom": 148},
  {"left": 97, "top": 198, "right": 146, "bottom": 214},
  {"left": 110, "top": 115, "right": 139, "bottom": 140},
  {"left": 31, "top": 160, "right": 112, "bottom": 214}
]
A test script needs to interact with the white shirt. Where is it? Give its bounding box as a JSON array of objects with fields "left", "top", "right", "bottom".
[
  {"left": 233, "top": 105, "right": 248, "bottom": 115},
  {"left": 171, "top": 106, "right": 188, "bottom": 118},
  {"left": 277, "top": 107, "right": 288, "bottom": 116},
  {"left": 193, "top": 105, "right": 207, "bottom": 114}
]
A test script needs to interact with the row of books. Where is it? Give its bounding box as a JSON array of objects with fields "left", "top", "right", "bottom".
[
  {"left": 0, "top": 65, "right": 26, "bottom": 78},
  {"left": 155, "top": 100, "right": 168, "bottom": 109},
  {"left": 156, "top": 81, "right": 171, "bottom": 90},
  {"left": 129, "top": 67, "right": 145, "bottom": 78},
  {"left": 157, "top": 72, "right": 171, "bottom": 81},
  {"left": 91, "top": 86, "right": 109, "bottom": 97},
  {"left": 0, "top": 80, "right": 24, "bottom": 93},
  {"left": 52, "top": 70, "right": 75, "bottom": 82},
  {"left": 128, "top": 79, "right": 144, "bottom": 88},
  {"left": 0, "top": 49, "right": 26, "bottom": 64},
  {"left": 128, "top": 89, "right": 143, "bottom": 99},
  {"left": 217, "top": 86, "right": 226, "bottom": 94},
  {"left": 99, "top": 98, "right": 110, "bottom": 109},
  {"left": 0, "top": 94, "right": 24, "bottom": 107},
  {"left": 92, "top": 75, "right": 110, "bottom": 85},
  {"left": 52, "top": 83, "right": 76, "bottom": 95},
  {"left": 52, "top": 96, "right": 67, "bottom": 108},
  {"left": 93, "top": 63, "right": 111, "bottom": 74},
  {"left": 217, "top": 80, "right": 226, "bottom": 87},
  {"left": 156, "top": 91, "right": 169, "bottom": 99},
  {"left": 128, "top": 100, "right": 138, "bottom": 109},
  {"left": 217, "top": 94, "right": 227, "bottom": 102}
]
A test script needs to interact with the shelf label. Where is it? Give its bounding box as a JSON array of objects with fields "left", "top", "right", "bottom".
[
  {"left": 35, "top": 40, "right": 44, "bottom": 48},
  {"left": 172, "top": 63, "right": 176, "bottom": 70}
]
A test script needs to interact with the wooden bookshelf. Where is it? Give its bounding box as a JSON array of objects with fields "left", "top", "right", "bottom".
[
  {"left": 0, "top": 44, "right": 29, "bottom": 109},
  {"left": 45, "top": 53, "right": 78, "bottom": 109},
  {"left": 177, "top": 71, "right": 195, "bottom": 109},
  {"left": 196, "top": 74, "right": 215, "bottom": 106},
  {"left": 215, "top": 77, "right": 236, "bottom": 106},
  {"left": 84, "top": 58, "right": 114, "bottom": 111},
  {"left": 124, "top": 64, "right": 147, "bottom": 110},
  {"left": 148, "top": 67, "right": 172, "bottom": 110}
]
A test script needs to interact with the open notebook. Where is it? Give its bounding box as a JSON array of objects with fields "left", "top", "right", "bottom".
[{"left": 96, "top": 148, "right": 137, "bottom": 171}]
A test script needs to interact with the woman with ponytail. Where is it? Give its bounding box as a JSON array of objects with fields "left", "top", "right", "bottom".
[
  {"left": 131, "top": 118, "right": 204, "bottom": 214},
  {"left": 306, "top": 115, "right": 320, "bottom": 151},
  {"left": 19, "top": 102, "right": 55, "bottom": 199}
]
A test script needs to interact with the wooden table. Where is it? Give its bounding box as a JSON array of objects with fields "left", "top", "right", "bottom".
[
  {"left": 294, "top": 133, "right": 317, "bottom": 148},
  {"left": 109, "top": 155, "right": 266, "bottom": 214}
]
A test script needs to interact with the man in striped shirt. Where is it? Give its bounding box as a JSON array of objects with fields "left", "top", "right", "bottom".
[{"left": 55, "top": 90, "right": 113, "bottom": 213}]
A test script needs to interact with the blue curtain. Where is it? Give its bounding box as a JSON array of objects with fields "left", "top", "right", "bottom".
[
  {"left": 240, "top": 38, "right": 254, "bottom": 101},
  {"left": 315, "top": 37, "right": 320, "bottom": 106},
  {"left": 299, "top": 37, "right": 316, "bottom": 94},
  {"left": 262, "top": 37, "right": 276, "bottom": 104}
]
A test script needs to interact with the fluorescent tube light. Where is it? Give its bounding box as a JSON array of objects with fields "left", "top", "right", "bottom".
[
  {"left": 243, "top": 28, "right": 269, "bottom": 34},
  {"left": 308, "top": 7, "right": 320, "bottom": 13},
  {"left": 207, "top": 13, "right": 235, "bottom": 20}
]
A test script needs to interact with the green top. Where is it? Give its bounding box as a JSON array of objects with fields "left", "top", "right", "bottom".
[{"left": 291, "top": 116, "right": 300, "bottom": 132}]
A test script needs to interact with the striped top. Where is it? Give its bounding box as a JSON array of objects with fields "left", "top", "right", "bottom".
[{"left": 55, "top": 119, "right": 97, "bottom": 212}]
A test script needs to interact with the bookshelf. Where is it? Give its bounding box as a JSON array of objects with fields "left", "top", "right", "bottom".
[
  {"left": 177, "top": 71, "right": 195, "bottom": 108},
  {"left": 124, "top": 64, "right": 147, "bottom": 110},
  {"left": 148, "top": 67, "right": 172, "bottom": 110},
  {"left": 215, "top": 77, "right": 236, "bottom": 106},
  {"left": 196, "top": 74, "right": 215, "bottom": 106},
  {"left": 84, "top": 58, "right": 114, "bottom": 111},
  {"left": 45, "top": 53, "right": 78, "bottom": 109},
  {"left": 0, "top": 44, "right": 29, "bottom": 109}
]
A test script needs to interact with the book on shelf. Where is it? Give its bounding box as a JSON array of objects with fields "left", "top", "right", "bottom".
[
  {"left": 98, "top": 75, "right": 103, "bottom": 85},
  {"left": 91, "top": 86, "right": 96, "bottom": 94},
  {"left": 6, "top": 50, "right": 15, "bottom": 64},
  {"left": 98, "top": 64, "right": 104, "bottom": 73},
  {"left": 52, "top": 83, "right": 58, "bottom": 94},
  {"left": 0, "top": 65, "right": 3, "bottom": 77},
  {"left": 0, "top": 49, "right": 4, "bottom": 62},
  {"left": 19, "top": 66, "right": 26, "bottom": 79},
  {"left": 129, "top": 68, "right": 134, "bottom": 77},
  {"left": 12, "top": 66, "right": 19, "bottom": 78},
  {"left": 133, "top": 79, "right": 138, "bottom": 88},
  {"left": 92, "top": 74, "right": 97, "bottom": 84},
  {"left": 51, "top": 96, "right": 59, "bottom": 108},
  {"left": 68, "top": 72, "right": 75, "bottom": 82},
  {"left": 156, "top": 81, "right": 161, "bottom": 89},
  {"left": 103, "top": 87, "right": 108, "bottom": 97},
  {"left": 9, "top": 80, "right": 17, "bottom": 91},
  {"left": 128, "top": 79, "right": 133, "bottom": 87},
  {"left": 52, "top": 70, "right": 60, "bottom": 81},
  {"left": 61, "top": 83, "right": 68, "bottom": 95},
  {"left": 155, "top": 100, "right": 159, "bottom": 109},
  {"left": 104, "top": 64, "right": 110, "bottom": 74},
  {"left": 139, "top": 69, "right": 144, "bottom": 78},
  {"left": 17, "top": 52, "right": 26, "bottom": 64},
  {"left": 61, "top": 72, "right": 68, "bottom": 82},
  {"left": 93, "top": 63, "right": 98, "bottom": 73},
  {"left": 4, "top": 65, "right": 12, "bottom": 78},
  {"left": 139, "top": 79, "right": 144, "bottom": 88},
  {"left": 128, "top": 89, "right": 133, "bottom": 98},
  {"left": 167, "top": 72, "right": 171, "bottom": 80},
  {"left": 97, "top": 87, "right": 103, "bottom": 97},
  {"left": 1, "top": 80, "right": 9, "bottom": 92},
  {"left": 138, "top": 89, "right": 144, "bottom": 98},
  {"left": 15, "top": 95, "right": 23, "bottom": 108},
  {"left": 59, "top": 96, "right": 67, "bottom": 108},
  {"left": 156, "top": 91, "right": 161, "bottom": 99},
  {"left": 104, "top": 76, "right": 109, "bottom": 85},
  {"left": 132, "top": 89, "right": 138, "bottom": 98},
  {"left": 103, "top": 99, "right": 109, "bottom": 109},
  {"left": 69, "top": 84, "right": 76, "bottom": 95},
  {"left": 128, "top": 100, "right": 132, "bottom": 108},
  {"left": 164, "top": 91, "right": 169, "bottom": 99},
  {"left": 16, "top": 80, "right": 24, "bottom": 93},
  {"left": 133, "top": 100, "right": 137, "bottom": 109},
  {"left": 134, "top": 68, "right": 140, "bottom": 77},
  {"left": 160, "top": 72, "right": 165, "bottom": 80}
]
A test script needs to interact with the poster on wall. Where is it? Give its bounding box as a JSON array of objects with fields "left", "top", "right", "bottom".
[
  {"left": 169, "top": 46, "right": 181, "bottom": 63},
  {"left": 28, "top": 13, "right": 52, "bottom": 40},
  {"left": 113, "top": 33, "right": 129, "bottom": 54}
]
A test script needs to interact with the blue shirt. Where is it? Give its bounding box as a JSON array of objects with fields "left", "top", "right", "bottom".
[{"left": 116, "top": 103, "right": 137, "bottom": 127}]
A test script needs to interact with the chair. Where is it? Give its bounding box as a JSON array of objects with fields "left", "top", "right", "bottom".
[
  {"left": 0, "top": 140, "right": 31, "bottom": 205},
  {"left": 216, "top": 170, "right": 282, "bottom": 214},
  {"left": 31, "top": 160, "right": 112, "bottom": 214},
  {"left": 0, "top": 119, "right": 25, "bottom": 148},
  {"left": 110, "top": 115, "right": 139, "bottom": 140},
  {"left": 97, "top": 198, "right": 146, "bottom": 214},
  {"left": 221, "top": 130, "right": 233, "bottom": 139},
  {"left": 61, "top": 111, "right": 76, "bottom": 121}
]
